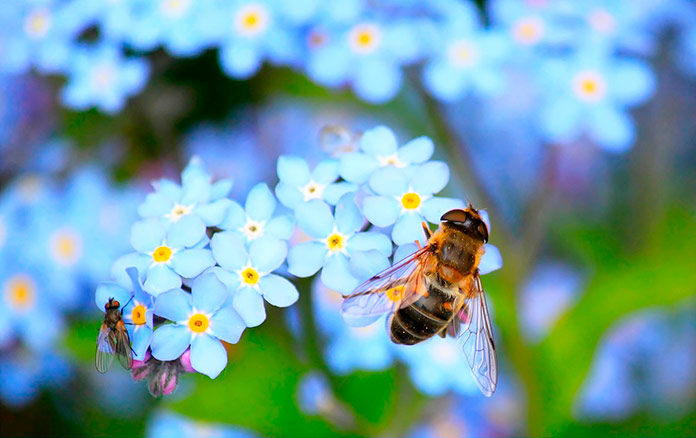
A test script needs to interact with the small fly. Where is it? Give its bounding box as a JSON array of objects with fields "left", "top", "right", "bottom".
[{"left": 95, "top": 297, "right": 134, "bottom": 373}]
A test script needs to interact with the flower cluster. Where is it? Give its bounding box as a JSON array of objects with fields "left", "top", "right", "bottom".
[
  {"left": 95, "top": 124, "right": 503, "bottom": 396},
  {"left": 1, "top": 0, "right": 694, "bottom": 150}
]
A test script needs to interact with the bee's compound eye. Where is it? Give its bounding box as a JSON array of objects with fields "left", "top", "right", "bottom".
[
  {"left": 477, "top": 222, "right": 489, "bottom": 242},
  {"left": 441, "top": 209, "right": 468, "bottom": 223},
  {"left": 112, "top": 300, "right": 120, "bottom": 308}
]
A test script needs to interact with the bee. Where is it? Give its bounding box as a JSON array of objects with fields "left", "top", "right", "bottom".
[
  {"left": 96, "top": 297, "right": 134, "bottom": 373},
  {"left": 341, "top": 206, "right": 498, "bottom": 396}
]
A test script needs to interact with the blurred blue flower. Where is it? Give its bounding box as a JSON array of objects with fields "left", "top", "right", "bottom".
[
  {"left": 287, "top": 195, "right": 392, "bottom": 294},
  {"left": 138, "top": 156, "right": 233, "bottom": 228},
  {"left": 275, "top": 156, "right": 355, "bottom": 209},
  {"left": 95, "top": 268, "right": 154, "bottom": 361},
  {"left": 362, "top": 163, "right": 463, "bottom": 245},
  {"left": 147, "top": 410, "right": 257, "bottom": 438},
  {"left": 536, "top": 49, "right": 655, "bottom": 151},
  {"left": 219, "top": 182, "right": 294, "bottom": 243},
  {"left": 151, "top": 273, "right": 246, "bottom": 378},
  {"left": 0, "top": 349, "right": 71, "bottom": 408},
  {"left": 210, "top": 233, "right": 298, "bottom": 327},
  {"left": 114, "top": 216, "right": 215, "bottom": 296},
  {"left": 338, "top": 125, "right": 434, "bottom": 184},
  {"left": 490, "top": 0, "right": 567, "bottom": 52},
  {"left": 60, "top": 43, "right": 149, "bottom": 114}
]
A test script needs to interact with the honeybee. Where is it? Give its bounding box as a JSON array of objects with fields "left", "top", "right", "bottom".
[
  {"left": 341, "top": 206, "right": 498, "bottom": 396},
  {"left": 96, "top": 297, "right": 134, "bottom": 373}
]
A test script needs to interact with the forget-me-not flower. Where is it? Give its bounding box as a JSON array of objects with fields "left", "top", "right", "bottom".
[
  {"left": 151, "top": 273, "right": 246, "bottom": 378},
  {"left": 275, "top": 156, "right": 355, "bottom": 209}
]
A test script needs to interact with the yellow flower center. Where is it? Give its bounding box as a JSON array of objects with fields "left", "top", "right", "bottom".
[
  {"left": 153, "top": 246, "right": 173, "bottom": 263},
  {"left": 188, "top": 313, "right": 209, "bottom": 333},
  {"left": 131, "top": 304, "right": 147, "bottom": 325},
  {"left": 448, "top": 40, "right": 479, "bottom": 68},
  {"left": 4, "top": 274, "right": 36, "bottom": 312},
  {"left": 326, "top": 233, "right": 345, "bottom": 251},
  {"left": 385, "top": 285, "right": 405, "bottom": 302},
  {"left": 513, "top": 17, "right": 544, "bottom": 45},
  {"left": 241, "top": 267, "right": 260, "bottom": 285},
  {"left": 24, "top": 9, "right": 51, "bottom": 39},
  {"left": 235, "top": 4, "right": 269, "bottom": 37},
  {"left": 572, "top": 71, "right": 607, "bottom": 102},
  {"left": 50, "top": 228, "right": 83, "bottom": 267},
  {"left": 348, "top": 24, "right": 381, "bottom": 54},
  {"left": 401, "top": 192, "right": 421, "bottom": 210},
  {"left": 168, "top": 203, "right": 191, "bottom": 221}
]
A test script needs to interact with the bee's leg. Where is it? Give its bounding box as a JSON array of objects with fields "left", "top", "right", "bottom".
[{"left": 421, "top": 221, "right": 432, "bottom": 240}]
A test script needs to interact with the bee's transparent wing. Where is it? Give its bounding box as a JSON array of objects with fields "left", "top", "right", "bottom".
[
  {"left": 114, "top": 323, "right": 134, "bottom": 370},
  {"left": 456, "top": 274, "right": 498, "bottom": 397},
  {"left": 95, "top": 324, "right": 115, "bottom": 374},
  {"left": 341, "top": 246, "right": 431, "bottom": 327}
]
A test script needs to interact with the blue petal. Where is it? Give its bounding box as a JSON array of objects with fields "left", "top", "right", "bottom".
[
  {"left": 209, "top": 305, "right": 245, "bottom": 344},
  {"left": 608, "top": 59, "right": 655, "bottom": 106},
  {"left": 258, "top": 274, "right": 299, "bottom": 307},
  {"left": 130, "top": 218, "right": 165, "bottom": 253},
  {"left": 334, "top": 193, "right": 363, "bottom": 235},
  {"left": 207, "top": 266, "right": 241, "bottom": 291},
  {"left": 275, "top": 182, "right": 303, "bottom": 209},
  {"left": 421, "top": 197, "right": 465, "bottom": 224},
  {"left": 219, "top": 41, "right": 261, "bottom": 79},
  {"left": 339, "top": 153, "right": 378, "bottom": 184},
  {"left": 539, "top": 98, "right": 582, "bottom": 143},
  {"left": 312, "top": 159, "right": 340, "bottom": 184},
  {"left": 246, "top": 183, "right": 276, "bottom": 222},
  {"left": 368, "top": 167, "right": 408, "bottom": 196},
  {"left": 353, "top": 57, "right": 402, "bottom": 103},
  {"left": 190, "top": 334, "right": 228, "bottom": 378},
  {"left": 180, "top": 175, "right": 211, "bottom": 206},
  {"left": 277, "top": 155, "right": 310, "bottom": 186},
  {"left": 94, "top": 282, "right": 130, "bottom": 311},
  {"left": 266, "top": 215, "right": 294, "bottom": 240},
  {"left": 144, "top": 264, "right": 182, "bottom": 297},
  {"left": 479, "top": 244, "right": 503, "bottom": 275},
  {"left": 196, "top": 198, "right": 232, "bottom": 226},
  {"left": 151, "top": 324, "right": 191, "bottom": 361},
  {"left": 587, "top": 104, "right": 634, "bottom": 152},
  {"left": 392, "top": 213, "right": 425, "bottom": 246},
  {"left": 182, "top": 156, "right": 210, "bottom": 186},
  {"left": 306, "top": 45, "right": 350, "bottom": 86},
  {"left": 398, "top": 136, "right": 434, "bottom": 164},
  {"left": 320, "top": 254, "right": 358, "bottom": 294},
  {"left": 154, "top": 288, "right": 191, "bottom": 322},
  {"left": 138, "top": 192, "right": 173, "bottom": 218},
  {"left": 130, "top": 325, "right": 153, "bottom": 361},
  {"left": 249, "top": 237, "right": 287, "bottom": 273},
  {"left": 210, "top": 231, "right": 248, "bottom": 270},
  {"left": 360, "top": 126, "right": 398, "bottom": 157},
  {"left": 393, "top": 243, "right": 422, "bottom": 264},
  {"left": 347, "top": 232, "right": 393, "bottom": 257},
  {"left": 191, "top": 273, "right": 228, "bottom": 314},
  {"left": 323, "top": 182, "right": 358, "bottom": 205},
  {"left": 349, "top": 250, "right": 390, "bottom": 282},
  {"left": 423, "top": 60, "right": 468, "bottom": 101},
  {"left": 153, "top": 179, "right": 181, "bottom": 202},
  {"left": 287, "top": 242, "right": 328, "bottom": 277},
  {"left": 110, "top": 253, "right": 152, "bottom": 290},
  {"left": 295, "top": 199, "right": 334, "bottom": 238},
  {"left": 171, "top": 249, "right": 215, "bottom": 279},
  {"left": 167, "top": 214, "right": 206, "bottom": 249},
  {"left": 362, "top": 196, "right": 400, "bottom": 227},
  {"left": 411, "top": 161, "right": 450, "bottom": 196},
  {"left": 210, "top": 179, "right": 233, "bottom": 200},
  {"left": 218, "top": 200, "right": 246, "bottom": 230},
  {"left": 232, "top": 287, "right": 266, "bottom": 327}
]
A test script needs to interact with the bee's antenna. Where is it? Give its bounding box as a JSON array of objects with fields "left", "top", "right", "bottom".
[{"left": 465, "top": 196, "right": 474, "bottom": 210}]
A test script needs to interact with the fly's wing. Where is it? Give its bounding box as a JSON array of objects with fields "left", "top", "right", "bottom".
[
  {"left": 455, "top": 273, "right": 498, "bottom": 397},
  {"left": 341, "top": 246, "right": 431, "bottom": 327},
  {"left": 95, "top": 323, "right": 116, "bottom": 374},
  {"left": 113, "top": 321, "right": 134, "bottom": 370}
]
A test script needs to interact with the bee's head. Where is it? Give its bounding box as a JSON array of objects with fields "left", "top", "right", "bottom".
[
  {"left": 105, "top": 298, "right": 120, "bottom": 311},
  {"left": 440, "top": 207, "right": 489, "bottom": 243}
]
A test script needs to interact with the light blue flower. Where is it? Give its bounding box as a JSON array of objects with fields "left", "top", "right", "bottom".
[
  {"left": 536, "top": 49, "right": 655, "bottom": 151},
  {"left": 210, "top": 233, "right": 298, "bottom": 327},
  {"left": 218, "top": 182, "right": 293, "bottom": 243},
  {"left": 338, "top": 125, "right": 434, "bottom": 184},
  {"left": 147, "top": 410, "right": 258, "bottom": 438},
  {"left": 112, "top": 216, "right": 215, "bottom": 296},
  {"left": 287, "top": 194, "right": 392, "bottom": 294},
  {"left": 95, "top": 267, "right": 154, "bottom": 361},
  {"left": 60, "top": 43, "right": 149, "bottom": 114},
  {"left": 138, "top": 156, "right": 233, "bottom": 228},
  {"left": 275, "top": 156, "right": 355, "bottom": 209},
  {"left": 361, "top": 163, "right": 463, "bottom": 245},
  {"left": 150, "top": 273, "right": 246, "bottom": 378}
]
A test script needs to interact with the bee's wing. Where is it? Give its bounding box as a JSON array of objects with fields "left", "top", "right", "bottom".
[
  {"left": 95, "top": 323, "right": 116, "bottom": 374},
  {"left": 341, "top": 246, "right": 431, "bottom": 327},
  {"left": 114, "top": 321, "right": 134, "bottom": 370},
  {"left": 455, "top": 273, "right": 498, "bottom": 397}
]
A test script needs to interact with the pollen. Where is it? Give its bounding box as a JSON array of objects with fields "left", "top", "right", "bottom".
[
  {"left": 24, "top": 8, "right": 51, "bottom": 39},
  {"left": 326, "top": 233, "right": 345, "bottom": 252},
  {"left": 50, "top": 228, "right": 83, "bottom": 267},
  {"left": 153, "top": 245, "right": 173, "bottom": 263},
  {"left": 235, "top": 4, "right": 269, "bottom": 37},
  {"left": 188, "top": 313, "right": 209, "bottom": 333},
  {"left": 241, "top": 267, "right": 260, "bottom": 285},
  {"left": 572, "top": 71, "right": 607, "bottom": 102},
  {"left": 377, "top": 153, "right": 406, "bottom": 168},
  {"left": 4, "top": 274, "right": 36, "bottom": 313},
  {"left": 301, "top": 180, "right": 324, "bottom": 201},
  {"left": 242, "top": 219, "right": 264, "bottom": 240},
  {"left": 131, "top": 304, "right": 147, "bottom": 325},
  {"left": 348, "top": 24, "right": 381, "bottom": 54},
  {"left": 168, "top": 203, "right": 191, "bottom": 221},
  {"left": 513, "top": 17, "right": 544, "bottom": 45},
  {"left": 385, "top": 285, "right": 405, "bottom": 302},
  {"left": 401, "top": 192, "right": 421, "bottom": 210}
]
